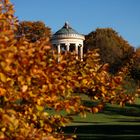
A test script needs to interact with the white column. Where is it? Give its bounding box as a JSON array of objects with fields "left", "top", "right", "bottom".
[
  {"left": 80, "top": 45, "right": 83, "bottom": 61},
  {"left": 57, "top": 44, "right": 61, "bottom": 62},
  {"left": 57, "top": 44, "right": 61, "bottom": 54},
  {"left": 75, "top": 44, "right": 79, "bottom": 59},
  {"left": 66, "top": 43, "right": 70, "bottom": 52}
]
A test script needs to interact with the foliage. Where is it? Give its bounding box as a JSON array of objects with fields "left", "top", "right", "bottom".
[
  {"left": 74, "top": 51, "right": 135, "bottom": 106},
  {"left": 84, "top": 28, "right": 134, "bottom": 73},
  {"left": 0, "top": 0, "right": 135, "bottom": 139},
  {"left": 130, "top": 48, "right": 140, "bottom": 82},
  {"left": 16, "top": 20, "right": 51, "bottom": 43},
  {"left": 0, "top": 1, "right": 73, "bottom": 139}
]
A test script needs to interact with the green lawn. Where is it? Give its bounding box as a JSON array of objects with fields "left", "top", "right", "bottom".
[
  {"left": 72, "top": 97, "right": 140, "bottom": 125},
  {"left": 46, "top": 96, "right": 140, "bottom": 125},
  {"left": 46, "top": 96, "right": 140, "bottom": 139},
  {"left": 63, "top": 98, "right": 140, "bottom": 139}
]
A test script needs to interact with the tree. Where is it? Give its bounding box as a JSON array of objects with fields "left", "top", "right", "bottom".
[
  {"left": 84, "top": 28, "right": 134, "bottom": 73},
  {"left": 130, "top": 47, "right": 140, "bottom": 83},
  {"left": 0, "top": 0, "right": 135, "bottom": 139},
  {"left": 16, "top": 21, "right": 51, "bottom": 43}
]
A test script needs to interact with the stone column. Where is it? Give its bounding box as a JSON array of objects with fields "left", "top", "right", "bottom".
[
  {"left": 75, "top": 44, "right": 79, "bottom": 59},
  {"left": 66, "top": 43, "right": 70, "bottom": 52},
  {"left": 80, "top": 45, "right": 83, "bottom": 61},
  {"left": 57, "top": 44, "right": 61, "bottom": 62},
  {"left": 57, "top": 44, "right": 61, "bottom": 54}
]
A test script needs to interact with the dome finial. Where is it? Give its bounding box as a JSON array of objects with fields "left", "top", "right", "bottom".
[{"left": 64, "top": 21, "right": 69, "bottom": 29}]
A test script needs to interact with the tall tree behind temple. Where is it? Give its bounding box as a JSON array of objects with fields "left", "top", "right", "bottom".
[
  {"left": 130, "top": 47, "right": 140, "bottom": 82},
  {"left": 84, "top": 28, "right": 134, "bottom": 73},
  {"left": 16, "top": 21, "right": 51, "bottom": 43}
]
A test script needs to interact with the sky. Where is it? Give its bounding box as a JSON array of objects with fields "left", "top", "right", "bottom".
[{"left": 11, "top": 0, "right": 140, "bottom": 48}]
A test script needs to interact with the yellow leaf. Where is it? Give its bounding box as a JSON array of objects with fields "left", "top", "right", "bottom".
[
  {"left": 92, "top": 107, "right": 99, "bottom": 113},
  {"left": 48, "top": 84, "right": 53, "bottom": 90},
  {"left": 0, "top": 87, "right": 6, "bottom": 96},
  {"left": 39, "top": 120, "right": 44, "bottom": 127},
  {"left": 4, "top": 36, "right": 9, "bottom": 41},
  {"left": 33, "top": 114, "right": 37, "bottom": 121},
  {"left": 27, "top": 76, "right": 31, "bottom": 85},
  {"left": 43, "top": 112, "right": 49, "bottom": 117},
  {"left": 37, "top": 99, "right": 41, "bottom": 105},
  {"left": 5, "top": 65, "right": 11, "bottom": 72},
  {"left": 119, "top": 101, "right": 124, "bottom": 107},
  {"left": 44, "top": 125, "right": 52, "bottom": 132},
  {"left": 36, "top": 105, "right": 44, "bottom": 111},
  {"left": 1, "top": 127, "right": 6, "bottom": 132},
  {"left": 57, "top": 65, "right": 63, "bottom": 71},
  {"left": 41, "top": 85, "right": 48, "bottom": 92},
  {"left": 29, "top": 91, "right": 36, "bottom": 97},
  {"left": 97, "top": 104, "right": 104, "bottom": 110},
  {"left": 58, "top": 85, "right": 65, "bottom": 91},
  {"left": 0, "top": 73, "right": 7, "bottom": 83},
  {"left": 82, "top": 79, "right": 88, "bottom": 84},
  {"left": 0, "top": 62, "right": 6, "bottom": 68},
  {"left": 101, "top": 86, "right": 106, "bottom": 93},
  {"left": 94, "top": 96, "right": 98, "bottom": 100},
  {"left": 18, "top": 76, "right": 24, "bottom": 83},
  {"left": 66, "top": 108, "right": 71, "bottom": 114},
  {"left": 22, "top": 85, "right": 28, "bottom": 92},
  {"left": 60, "top": 121, "right": 66, "bottom": 127},
  {"left": 66, "top": 76, "right": 71, "bottom": 80}
]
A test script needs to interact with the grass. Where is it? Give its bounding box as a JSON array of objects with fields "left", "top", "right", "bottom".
[
  {"left": 46, "top": 96, "right": 140, "bottom": 125},
  {"left": 63, "top": 125, "right": 140, "bottom": 140},
  {"left": 46, "top": 95, "right": 140, "bottom": 139},
  {"left": 72, "top": 97, "right": 140, "bottom": 125},
  {"left": 72, "top": 99, "right": 140, "bottom": 125},
  {"left": 63, "top": 97, "right": 140, "bottom": 139}
]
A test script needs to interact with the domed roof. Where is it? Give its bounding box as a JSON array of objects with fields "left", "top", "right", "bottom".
[{"left": 54, "top": 22, "right": 79, "bottom": 35}]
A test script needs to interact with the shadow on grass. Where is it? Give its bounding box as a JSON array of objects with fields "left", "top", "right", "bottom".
[
  {"left": 82, "top": 99, "right": 140, "bottom": 117},
  {"left": 65, "top": 99, "right": 140, "bottom": 139},
  {"left": 102, "top": 105, "right": 140, "bottom": 117},
  {"left": 126, "top": 103, "right": 140, "bottom": 108},
  {"left": 64, "top": 99, "right": 140, "bottom": 139},
  {"left": 63, "top": 125, "right": 140, "bottom": 140},
  {"left": 114, "top": 118, "right": 140, "bottom": 123}
]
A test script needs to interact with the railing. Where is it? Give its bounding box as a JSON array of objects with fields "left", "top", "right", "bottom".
[{"left": 52, "top": 34, "right": 85, "bottom": 40}]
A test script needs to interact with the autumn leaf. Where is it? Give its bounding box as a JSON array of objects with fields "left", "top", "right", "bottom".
[
  {"left": 92, "top": 107, "right": 99, "bottom": 113},
  {"left": 0, "top": 87, "right": 6, "bottom": 96},
  {"left": 0, "top": 73, "right": 7, "bottom": 83},
  {"left": 36, "top": 105, "right": 44, "bottom": 111},
  {"left": 22, "top": 85, "right": 28, "bottom": 92}
]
